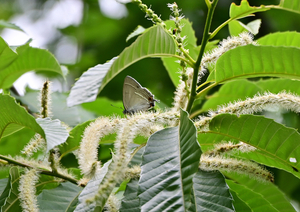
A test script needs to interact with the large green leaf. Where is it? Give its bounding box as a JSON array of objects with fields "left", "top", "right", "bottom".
[
  {"left": 199, "top": 114, "right": 300, "bottom": 179},
  {"left": 279, "top": 0, "right": 300, "bottom": 14},
  {"left": 258, "top": 31, "right": 300, "bottom": 47},
  {"left": 207, "top": 45, "right": 300, "bottom": 83},
  {"left": 138, "top": 109, "right": 201, "bottom": 211},
  {"left": 255, "top": 78, "right": 300, "bottom": 94},
  {"left": 0, "top": 42, "right": 63, "bottom": 89},
  {"left": 119, "top": 179, "right": 140, "bottom": 212},
  {"left": 192, "top": 170, "right": 234, "bottom": 211},
  {"left": 201, "top": 79, "right": 262, "bottom": 112},
  {"left": 0, "top": 167, "right": 22, "bottom": 212},
  {"left": 36, "top": 117, "right": 69, "bottom": 152},
  {"left": 37, "top": 182, "right": 82, "bottom": 212},
  {"left": 225, "top": 172, "right": 296, "bottom": 211},
  {"left": 67, "top": 57, "right": 117, "bottom": 107},
  {"left": 98, "top": 25, "right": 176, "bottom": 93},
  {"left": 0, "top": 94, "right": 44, "bottom": 139}
]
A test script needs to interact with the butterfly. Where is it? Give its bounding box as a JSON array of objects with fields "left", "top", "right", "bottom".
[{"left": 123, "top": 76, "right": 158, "bottom": 115}]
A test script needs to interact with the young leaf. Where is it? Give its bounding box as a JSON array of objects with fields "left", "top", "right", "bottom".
[
  {"left": 229, "top": 0, "right": 269, "bottom": 20},
  {"left": 67, "top": 57, "right": 118, "bottom": 107},
  {"left": 208, "top": 45, "right": 300, "bottom": 83},
  {"left": 36, "top": 118, "right": 69, "bottom": 152},
  {"left": 138, "top": 109, "right": 201, "bottom": 211},
  {"left": 0, "top": 167, "right": 22, "bottom": 212},
  {"left": 225, "top": 172, "right": 296, "bottom": 211},
  {"left": 119, "top": 179, "right": 140, "bottom": 212},
  {"left": 192, "top": 170, "right": 234, "bottom": 211},
  {"left": 0, "top": 94, "right": 44, "bottom": 139},
  {"left": 98, "top": 25, "right": 176, "bottom": 93},
  {"left": 0, "top": 42, "right": 63, "bottom": 89},
  {"left": 37, "top": 182, "right": 82, "bottom": 212}
]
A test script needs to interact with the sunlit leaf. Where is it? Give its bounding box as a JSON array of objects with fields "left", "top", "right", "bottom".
[
  {"left": 0, "top": 43, "right": 63, "bottom": 89},
  {"left": 279, "top": 0, "right": 300, "bottom": 14},
  {"left": 98, "top": 25, "right": 176, "bottom": 93},
  {"left": 229, "top": 0, "right": 270, "bottom": 20},
  {"left": 126, "top": 25, "right": 146, "bottom": 42},
  {"left": 258, "top": 31, "right": 300, "bottom": 47},
  {"left": 207, "top": 45, "right": 300, "bottom": 83}
]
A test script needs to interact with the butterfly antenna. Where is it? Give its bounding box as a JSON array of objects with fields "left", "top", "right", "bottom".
[{"left": 111, "top": 104, "right": 123, "bottom": 110}]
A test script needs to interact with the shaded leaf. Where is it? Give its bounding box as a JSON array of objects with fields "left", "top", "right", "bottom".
[
  {"left": 0, "top": 94, "right": 44, "bottom": 139},
  {"left": 0, "top": 167, "right": 22, "bottom": 212},
  {"left": 138, "top": 109, "right": 201, "bottom": 211},
  {"left": 67, "top": 57, "right": 117, "bottom": 107},
  {"left": 74, "top": 160, "right": 111, "bottom": 212},
  {"left": 119, "top": 179, "right": 140, "bottom": 212},
  {"left": 98, "top": 25, "right": 176, "bottom": 93},
  {"left": 0, "top": 37, "right": 17, "bottom": 71},
  {"left": 37, "top": 182, "right": 82, "bottom": 212},
  {"left": 192, "top": 170, "right": 234, "bottom": 212},
  {"left": 36, "top": 117, "right": 69, "bottom": 152}
]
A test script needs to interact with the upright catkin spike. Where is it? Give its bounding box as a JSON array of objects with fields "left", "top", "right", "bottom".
[{"left": 40, "top": 80, "right": 52, "bottom": 118}]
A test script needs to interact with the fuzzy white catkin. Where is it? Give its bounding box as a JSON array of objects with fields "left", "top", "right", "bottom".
[{"left": 18, "top": 169, "right": 40, "bottom": 212}]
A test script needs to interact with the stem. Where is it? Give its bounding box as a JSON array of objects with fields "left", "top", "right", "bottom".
[
  {"left": 0, "top": 154, "right": 79, "bottom": 186},
  {"left": 186, "top": 0, "right": 219, "bottom": 113}
]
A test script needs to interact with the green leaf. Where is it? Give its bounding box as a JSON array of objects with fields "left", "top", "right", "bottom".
[
  {"left": 0, "top": 42, "right": 63, "bottom": 89},
  {"left": 192, "top": 170, "right": 234, "bottom": 211},
  {"left": 67, "top": 57, "right": 117, "bottom": 107},
  {"left": 119, "top": 179, "right": 140, "bottom": 212},
  {"left": 138, "top": 109, "right": 201, "bottom": 211},
  {"left": 0, "top": 94, "right": 44, "bottom": 139},
  {"left": 255, "top": 78, "right": 300, "bottom": 94},
  {"left": 162, "top": 19, "right": 198, "bottom": 86},
  {"left": 98, "top": 25, "right": 176, "bottom": 93},
  {"left": 75, "top": 160, "right": 111, "bottom": 212},
  {"left": 0, "top": 20, "right": 24, "bottom": 32},
  {"left": 229, "top": 19, "right": 261, "bottom": 36},
  {"left": 208, "top": 45, "right": 300, "bottom": 83},
  {"left": 229, "top": 0, "right": 270, "bottom": 20},
  {"left": 279, "top": 0, "right": 300, "bottom": 14},
  {"left": 0, "top": 37, "right": 18, "bottom": 71},
  {"left": 59, "top": 120, "right": 93, "bottom": 159},
  {"left": 36, "top": 118, "right": 69, "bottom": 152},
  {"left": 126, "top": 25, "right": 146, "bottom": 42},
  {"left": 230, "top": 190, "right": 252, "bottom": 212},
  {"left": 37, "top": 182, "right": 82, "bottom": 212},
  {"left": 201, "top": 79, "right": 262, "bottom": 112},
  {"left": 0, "top": 178, "right": 8, "bottom": 195},
  {"left": 200, "top": 114, "right": 300, "bottom": 179},
  {"left": 258, "top": 31, "right": 300, "bottom": 48},
  {"left": 0, "top": 167, "right": 22, "bottom": 212},
  {"left": 226, "top": 172, "right": 296, "bottom": 211}
]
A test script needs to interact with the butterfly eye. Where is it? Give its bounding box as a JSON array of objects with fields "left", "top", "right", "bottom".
[{"left": 148, "top": 97, "right": 153, "bottom": 101}]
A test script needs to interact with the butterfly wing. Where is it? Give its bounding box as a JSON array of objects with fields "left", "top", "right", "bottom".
[{"left": 123, "top": 76, "right": 157, "bottom": 114}]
